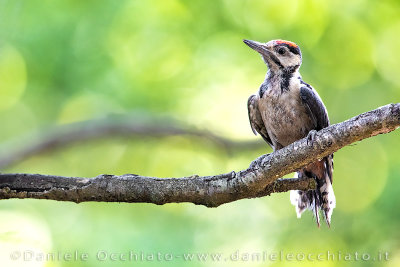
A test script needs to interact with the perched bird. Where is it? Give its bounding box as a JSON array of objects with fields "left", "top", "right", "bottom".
[{"left": 244, "top": 39, "right": 335, "bottom": 227}]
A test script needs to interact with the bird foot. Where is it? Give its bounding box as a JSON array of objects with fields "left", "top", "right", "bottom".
[
  {"left": 249, "top": 154, "right": 270, "bottom": 169},
  {"left": 307, "top": 130, "right": 317, "bottom": 146}
]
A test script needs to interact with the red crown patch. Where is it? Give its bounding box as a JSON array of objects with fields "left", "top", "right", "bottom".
[{"left": 276, "top": 40, "right": 298, "bottom": 48}]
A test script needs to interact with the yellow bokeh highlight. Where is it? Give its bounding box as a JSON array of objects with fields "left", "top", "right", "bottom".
[
  {"left": 386, "top": 250, "right": 400, "bottom": 266},
  {"left": 0, "top": 44, "right": 27, "bottom": 111},
  {"left": 0, "top": 211, "right": 52, "bottom": 267},
  {"left": 178, "top": 31, "right": 262, "bottom": 140}
]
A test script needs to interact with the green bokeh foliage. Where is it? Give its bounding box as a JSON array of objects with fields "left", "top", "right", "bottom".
[{"left": 0, "top": 0, "right": 399, "bottom": 266}]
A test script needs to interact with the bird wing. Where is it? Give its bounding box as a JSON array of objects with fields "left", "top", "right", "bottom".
[
  {"left": 299, "top": 85, "right": 330, "bottom": 130},
  {"left": 247, "top": 94, "right": 273, "bottom": 147},
  {"left": 300, "top": 84, "right": 333, "bottom": 183}
]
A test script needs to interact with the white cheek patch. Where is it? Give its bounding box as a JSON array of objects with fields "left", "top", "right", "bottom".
[{"left": 281, "top": 55, "right": 301, "bottom": 68}]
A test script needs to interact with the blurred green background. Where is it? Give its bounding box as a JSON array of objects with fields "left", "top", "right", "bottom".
[{"left": 0, "top": 0, "right": 399, "bottom": 266}]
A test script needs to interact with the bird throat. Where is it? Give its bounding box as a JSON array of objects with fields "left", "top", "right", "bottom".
[{"left": 259, "top": 67, "right": 300, "bottom": 98}]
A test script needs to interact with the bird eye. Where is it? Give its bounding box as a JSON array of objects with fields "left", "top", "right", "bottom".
[{"left": 278, "top": 47, "right": 286, "bottom": 55}]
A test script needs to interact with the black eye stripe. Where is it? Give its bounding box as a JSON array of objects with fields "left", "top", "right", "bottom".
[
  {"left": 268, "top": 53, "right": 284, "bottom": 68},
  {"left": 278, "top": 44, "right": 301, "bottom": 55}
]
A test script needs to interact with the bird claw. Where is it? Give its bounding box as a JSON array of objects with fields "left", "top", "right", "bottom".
[
  {"left": 249, "top": 154, "right": 270, "bottom": 169},
  {"left": 307, "top": 130, "right": 317, "bottom": 146}
]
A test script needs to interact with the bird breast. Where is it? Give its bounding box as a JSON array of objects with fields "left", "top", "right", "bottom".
[{"left": 259, "top": 85, "right": 314, "bottom": 148}]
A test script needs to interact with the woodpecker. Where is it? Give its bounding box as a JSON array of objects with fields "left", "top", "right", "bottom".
[{"left": 244, "top": 39, "right": 335, "bottom": 227}]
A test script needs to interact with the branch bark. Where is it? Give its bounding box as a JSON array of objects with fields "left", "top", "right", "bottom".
[{"left": 0, "top": 103, "right": 399, "bottom": 207}]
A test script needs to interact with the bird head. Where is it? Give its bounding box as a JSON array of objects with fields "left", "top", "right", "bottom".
[{"left": 243, "top": 39, "right": 302, "bottom": 72}]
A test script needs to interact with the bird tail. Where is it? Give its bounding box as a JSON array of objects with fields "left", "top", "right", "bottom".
[{"left": 290, "top": 155, "right": 336, "bottom": 227}]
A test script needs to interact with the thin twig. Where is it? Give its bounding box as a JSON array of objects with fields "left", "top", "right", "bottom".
[{"left": 0, "top": 114, "right": 262, "bottom": 169}]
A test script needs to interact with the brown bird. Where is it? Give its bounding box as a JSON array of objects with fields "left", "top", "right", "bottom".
[{"left": 244, "top": 39, "right": 335, "bottom": 227}]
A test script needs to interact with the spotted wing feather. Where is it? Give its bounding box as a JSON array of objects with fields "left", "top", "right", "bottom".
[{"left": 247, "top": 95, "right": 272, "bottom": 147}]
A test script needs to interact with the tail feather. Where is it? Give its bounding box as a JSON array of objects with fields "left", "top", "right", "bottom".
[
  {"left": 313, "top": 191, "right": 320, "bottom": 227},
  {"left": 290, "top": 155, "right": 335, "bottom": 227}
]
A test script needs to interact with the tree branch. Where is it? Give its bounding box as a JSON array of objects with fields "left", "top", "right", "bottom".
[
  {"left": 0, "top": 114, "right": 262, "bottom": 169},
  {"left": 0, "top": 103, "right": 399, "bottom": 206}
]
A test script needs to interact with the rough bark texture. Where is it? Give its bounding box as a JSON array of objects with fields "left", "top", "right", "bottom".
[
  {"left": 0, "top": 173, "right": 315, "bottom": 207},
  {"left": 0, "top": 103, "right": 399, "bottom": 207}
]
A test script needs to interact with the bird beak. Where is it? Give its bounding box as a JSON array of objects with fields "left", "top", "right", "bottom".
[{"left": 243, "top": 39, "right": 270, "bottom": 56}]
